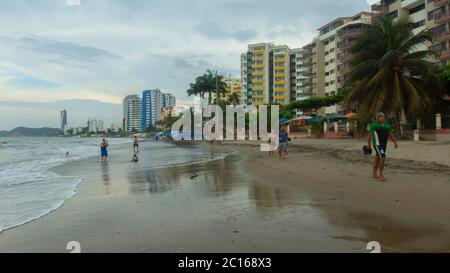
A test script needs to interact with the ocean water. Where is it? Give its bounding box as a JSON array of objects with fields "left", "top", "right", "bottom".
[
  {"left": 0, "top": 137, "right": 130, "bottom": 233},
  {"left": 0, "top": 137, "right": 234, "bottom": 233}
]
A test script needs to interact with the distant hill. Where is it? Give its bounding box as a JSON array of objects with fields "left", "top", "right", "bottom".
[{"left": 0, "top": 127, "right": 59, "bottom": 137}]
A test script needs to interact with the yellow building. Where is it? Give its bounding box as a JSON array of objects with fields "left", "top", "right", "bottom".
[
  {"left": 240, "top": 43, "right": 296, "bottom": 106},
  {"left": 223, "top": 77, "right": 241, "bottom": 101}
]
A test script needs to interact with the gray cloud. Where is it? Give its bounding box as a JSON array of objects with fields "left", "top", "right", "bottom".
[
  {"left": 17, "top": 35, "right": 121, "bottom": 64},
  {"left": 196, "top": 21, "right": 258, "bottom": 42},
  {"left": 0, "top": 0, "right": 370, "bottom": 130}
]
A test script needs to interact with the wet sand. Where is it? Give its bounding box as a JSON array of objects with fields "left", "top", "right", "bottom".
[{"left": 0, "top": 140, "right": 449, "bottom": 253}]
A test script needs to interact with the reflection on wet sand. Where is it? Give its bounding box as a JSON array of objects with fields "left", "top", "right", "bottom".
[
  {"left": 125, "top": 153, "right": 306, "bottom": 213},
  {"left": 101, "top": 163, "right": 111, "bottom": 195}
]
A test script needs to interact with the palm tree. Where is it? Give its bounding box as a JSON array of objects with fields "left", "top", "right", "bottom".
[
  {"left": 228, "top": 92, "right": 240, "bottom": 106},
  {"left": 187, "top": 76, "right": 207, "bottom": 99},
  {"left": 187, "top": 70, "right": 227, "bottom": 105},
  {"left": 345, "top": 17, "right": 444, "bottom": 132}
]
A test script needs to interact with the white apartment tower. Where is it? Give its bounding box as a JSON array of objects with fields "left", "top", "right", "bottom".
[{"left": 123, "top": 95, "right": 142, "bottom": 132}]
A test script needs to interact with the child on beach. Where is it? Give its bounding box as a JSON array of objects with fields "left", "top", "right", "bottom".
[
  {"left": 278, "top": 126, "right": 289, "bottom": 160},
  {"left": 131, "top": 154, "right": 139, "bottom": 162},
  {"left": 267, "top": 132, "right": 277, "bottom": 156}
]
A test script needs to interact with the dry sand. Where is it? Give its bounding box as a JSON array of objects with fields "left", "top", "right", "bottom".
[{"left": 223, "top": 140, "right": 450, "bottom": 252}]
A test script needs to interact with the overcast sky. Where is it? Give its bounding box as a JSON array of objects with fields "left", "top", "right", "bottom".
[{"left": 0, "top": 0, "right": 370, "bottom": 130}]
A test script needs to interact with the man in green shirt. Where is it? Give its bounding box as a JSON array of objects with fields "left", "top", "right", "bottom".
[{"left": 367, "top": 112, "right": 399, "bottom": 181}]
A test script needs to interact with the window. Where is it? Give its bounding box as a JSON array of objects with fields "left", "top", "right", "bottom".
[
  {"left": 428, "top": 7, "right": 446, "bottom": 21},
  {"left": 413, "top": 20, "right": 425, "bottom": 29},
  {"left": 387, "top": 10, "right": 398, "bottom": 20}
]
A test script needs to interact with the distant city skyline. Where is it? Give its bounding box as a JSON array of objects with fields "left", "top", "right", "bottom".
[{"left": 0, "top": 0, "right": 370, "bottom": 130}]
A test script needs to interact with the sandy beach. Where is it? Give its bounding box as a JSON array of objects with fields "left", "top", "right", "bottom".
[{"left": 0, "top": 139, "right": 449, "bottom": 253}]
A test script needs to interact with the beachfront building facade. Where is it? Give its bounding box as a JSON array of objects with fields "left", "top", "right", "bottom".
[
  {"left": 372, "top": 0, "right": 450, "bottom": 67},
  {"left": 223, "top": 76, "right": 241, "bottom": 101},
  {"left": 142, "top": 89, "right": 162, "bottom": 132},
  {"left": 312, "top": 12, "right": 373, "bottom": 114},
  {"left": 240, "top": 43, "right": 298, "bottom": 106},
  {"left": 162, "top": 93, "right": 176, "bottom": 109},
  {"left": 123, "top": 95, "right": 142, "bottom": 133},
  {"left": 87, "top": 118, "right": 105, "bottom": 133}
]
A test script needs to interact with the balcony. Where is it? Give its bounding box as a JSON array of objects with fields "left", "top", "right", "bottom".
[
  {"left": 252, "top": 49, "right": 265, "bottom": 54},
  {"left": 338, "top": 29, "right": 364, "bottom": 39},
  {"left": 434, "top": 0, "right": 449, "bottom": 7},
  {"left": 252, "top": 71, "right": 264, "bottom": 76},
  {"left": 401, "top": 0, "right": 424, "bottom": 9},
  {"left": 435, "top": 12, "right": 450, "bottom": 24},
  {"left": 338, "top": 66, "right": 352, "bottom": 75},
  {"left": 338, "top": 54, "right": 353, "bottom": 63},
  {"left": 274, "top": 58, "right": 287, "bottom": 63},
  {"left": 252, "top": 95, "right": 265, "bottom": 99},
  {"left": 275, "top": 88, "right": 286, "bottom": 92},
  {"left": 434, "top": 31, "right": 450, "bottom": 42},
  {"left": 301, "top": 78, "right": 313, "bottom": 85},
  {"left": 371, "top": 3, "right": 387, "bottom": 16},
  {"left": 252, "top": 79, "right": 264, "bottom": 83},
  {"left": 302, "top": 69, "right": 313, "bottom": 76},
  {"left": 337, "top": 42, "right": 353, "bottom": 50},
  {"left": 275, "top": 80, "right": 286, "bottom": 85}
]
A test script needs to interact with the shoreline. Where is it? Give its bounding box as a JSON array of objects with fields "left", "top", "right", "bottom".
[{"left": 0, "top": 139, "right": 449, "bottom": 252}]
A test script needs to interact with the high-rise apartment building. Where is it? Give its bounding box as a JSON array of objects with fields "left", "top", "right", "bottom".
[
  {"left": 123, "top": 91, "right": 176, "bottom": 133},
  {"left": 372, "top": 0, "right": 450, "bottom": 67},
  {"left": 162, "top": 93, "right": 176, "bottom": 109},
  {"left": 123, "top": 95, "right": 142, "bottom": 133},
  {"left": 87, "top": 118, "right": 105, "bottom": 133},
  {"left": 313, "top": 12, "right": 373, "bottom": 114},
  {"left": 240, "top": 43, "right": 296, "bottom": 106},
  {"left": 142, "top": 89, "right": 162, "bottom": 131},
  {"left": 60, "top": 110, "right": 67, "bottom": 131}
]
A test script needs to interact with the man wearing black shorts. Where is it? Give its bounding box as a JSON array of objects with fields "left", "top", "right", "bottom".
[
  {"left": 133, "top": 136, "right": 139, "bottom": 153},
  {"left": 367, "top": 113, "right": 398, "bottom": 181}
]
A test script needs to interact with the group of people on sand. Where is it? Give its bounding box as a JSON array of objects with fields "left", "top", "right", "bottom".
[
  {"left": 267, "top": 113, "right": 398, "bottom": 181},
  {"left": 99, "top": 113, "right": 397, "bottom": 181},
  {"left": 99, "top": 136, "right": 140, "bottom": 163}
]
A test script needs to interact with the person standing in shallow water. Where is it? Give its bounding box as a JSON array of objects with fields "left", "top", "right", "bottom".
[
  {"left": 133, "top": 135, "right": 139, "bottom": 153},
  {"left": 100, "top": 138, "right": 109, "bottom": 163}
]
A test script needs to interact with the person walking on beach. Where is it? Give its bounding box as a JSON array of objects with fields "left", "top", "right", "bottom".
[
  {"left": 278, "top": 126, "right": 289, "bottom": 160},
  {"left": 133, "top": 135, "right": 139, "bottom": 153},
  {"left": 100, "top": 138, "right": 109, "bottom": 163},
  {"left": 367, "top": 112, "right": 398, "bottom": 181}
]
